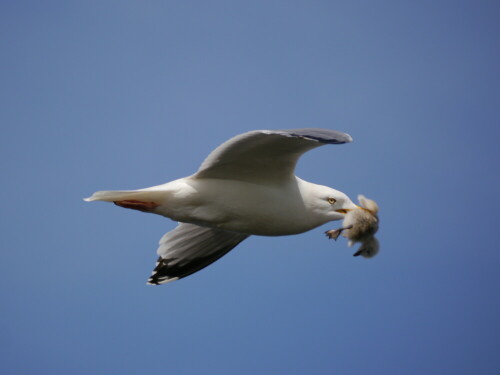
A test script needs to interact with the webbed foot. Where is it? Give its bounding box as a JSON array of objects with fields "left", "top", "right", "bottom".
[{"left": 113, "top": 200, "right": 159, "bottom": 212}]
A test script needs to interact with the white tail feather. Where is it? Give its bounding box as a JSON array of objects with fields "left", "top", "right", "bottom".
[{"left": 83, "top": 190, "right": 165, "bottom": 203}]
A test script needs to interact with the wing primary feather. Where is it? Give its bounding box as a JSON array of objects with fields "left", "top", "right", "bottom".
[
  {"left": 267, "top": 128, "right": 353, "bottom": 144},
  {"left": 147, "top": 223, "right": 249, "bottom": 285}
]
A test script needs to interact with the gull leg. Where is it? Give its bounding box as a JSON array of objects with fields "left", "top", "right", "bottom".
[{"left": 114, "top": 200, "right": 159, "bottom": 212}]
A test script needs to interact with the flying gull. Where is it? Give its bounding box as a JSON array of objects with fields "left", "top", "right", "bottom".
[{"left": 84, "top": 128, "right": 358, "bottom": 285}]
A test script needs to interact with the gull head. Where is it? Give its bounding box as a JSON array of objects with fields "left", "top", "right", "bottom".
[{"left": 306, "top": 183, "right": 358, "bottom": 222}]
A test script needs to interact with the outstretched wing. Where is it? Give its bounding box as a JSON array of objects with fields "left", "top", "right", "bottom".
[
  {"left": 194, "top": 128, "right": 353, "bottom": 184},
  {"left": 147, "top": 223, "right": 249, "bottom": 285}
]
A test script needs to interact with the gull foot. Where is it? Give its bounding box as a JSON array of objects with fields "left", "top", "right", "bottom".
[{"left": 114, "top": 200, "right": 159, "bottom": 212}]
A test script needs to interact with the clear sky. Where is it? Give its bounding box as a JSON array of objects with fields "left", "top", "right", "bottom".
[{"left": 1, "top": 1, "right": 499, "bottom": 374}]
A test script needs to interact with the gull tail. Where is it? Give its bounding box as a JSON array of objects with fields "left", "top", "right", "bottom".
[{"left": 83, "top": 189, "right": 165, "bottom": 203}]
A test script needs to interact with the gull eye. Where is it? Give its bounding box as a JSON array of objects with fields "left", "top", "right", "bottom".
[{"left": 327, "top": 197, "right": 336, "bottom": 204}]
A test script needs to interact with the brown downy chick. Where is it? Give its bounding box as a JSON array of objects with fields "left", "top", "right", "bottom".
[{"left": 325, "top": 195, "right": 380, "bottom": 258}]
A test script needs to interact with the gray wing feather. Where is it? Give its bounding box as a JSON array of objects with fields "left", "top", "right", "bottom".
[
  {"left": 194, "top": 128, "right": 352, "bottom": 183},
  {"left": 147, "top": 223, "right": 249, "bottom": 285}
]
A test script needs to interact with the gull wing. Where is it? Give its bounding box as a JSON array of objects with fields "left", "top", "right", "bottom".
[
  {"left": 193, "top": 128, "right": 353, "bottom": 184},
  {"left": 147, "top": 223, "right": 249, "bottom": 285}
]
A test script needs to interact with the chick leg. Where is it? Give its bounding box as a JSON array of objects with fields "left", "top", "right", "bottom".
[{"left": 325, "top": 225, "right": 353, "bottom": 240}]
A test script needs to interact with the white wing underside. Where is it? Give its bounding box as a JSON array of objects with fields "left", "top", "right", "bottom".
[{"left": 148, "top": 223, "right": 249, "bottom": 285}]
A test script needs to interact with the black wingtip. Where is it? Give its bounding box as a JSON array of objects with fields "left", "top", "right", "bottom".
[{"left": 276, "top": 128, "right": 353, "bottom": 144}]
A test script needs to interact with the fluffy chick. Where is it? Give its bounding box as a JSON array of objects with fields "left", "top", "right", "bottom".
[{"left": 325, "top": 195, "right": 380, "bottom": 258}]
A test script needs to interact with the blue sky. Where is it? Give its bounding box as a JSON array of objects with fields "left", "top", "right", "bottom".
[{"left": 1, "top": 1, "right": 499, "bottom": 374}]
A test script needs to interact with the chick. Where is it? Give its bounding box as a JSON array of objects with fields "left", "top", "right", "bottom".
[{"left": 325, "top": 195, "right": 380, "bottom": 258}]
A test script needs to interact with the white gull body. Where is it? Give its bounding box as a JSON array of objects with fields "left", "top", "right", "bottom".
[{"left": 85, "top": 128, "right": 357, "bottom": 284}]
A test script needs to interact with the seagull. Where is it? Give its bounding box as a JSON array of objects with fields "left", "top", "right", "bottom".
[{"left": 84, "top": 128, "right": 358, "bottom": 285}]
